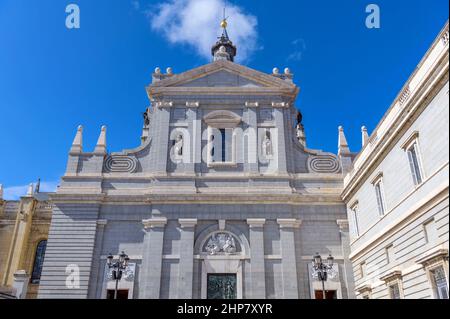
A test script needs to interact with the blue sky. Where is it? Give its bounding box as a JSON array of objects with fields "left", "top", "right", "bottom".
[{"left": 0, "top": 0, "right": 448, "bottom": 199}]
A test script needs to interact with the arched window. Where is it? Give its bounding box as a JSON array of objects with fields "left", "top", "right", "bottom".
[{"left": 30, "top": 240, "right": 47, "bottom": 284}]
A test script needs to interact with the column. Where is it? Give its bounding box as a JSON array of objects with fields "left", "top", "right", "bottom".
[
  {"left": 178, "top": 218, "right": 197, "bottom": 298},
  {"left": 244, "top": 102, "right": 258, "bottom": 173},
  {"left": 277, "top": 218, "right": 301, "bottom": 298},
  {"left": 140, "top": 218, "right": 167, "bottom": 299},
  {"left": 337, "top": 219, "right": 356, "bottom": 299},
  {"left": 186, "top": 103, "right": 200, "bottom": 173},
  {"left": 247, "top": 218, "right": 266, "bottom": 298},
  {"left": 12, "top": 270, "right": 29, "bottom": 299},
  {"left": 273, "top": 107, "right": 288, "bottom": 174},
  {"left": 2, "top": 196, "right": 35, "bottom": 286},
  {"left": 89, "top": 219, "right": 107, "bottom": 299},
  {"left": 153, "top": 106, "right": 171, "bottom": 174}
]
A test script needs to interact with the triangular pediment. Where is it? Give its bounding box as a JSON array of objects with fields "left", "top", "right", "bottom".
[{"left": 149, "top": 60, "right": 296, "bottom": 89}]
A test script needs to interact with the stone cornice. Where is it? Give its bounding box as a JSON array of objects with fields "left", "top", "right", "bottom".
[
  {"left": 277, "top": 218, "right": 302, "bottom": 228},
  {"left": 380, "top": 270, "right": 402, "bottom": 282},
  {"left": 62, "top": 172, "right": 344, "bottom": 181},
  {"left": 148, "top": 60, "right": 297, "bottom": 89},
  {"left": 342, "top": 21, "right": 449, "bottom": 200},
  {"left": 244, "top": 101, "right": 259, "bottom": 108},
  {"left": 142, "top": 217, "right": 167, "bottom": 229},
  {"left": 247, "top": 218, "right": 266, "bottom": 227},
  {"left": 148, "top": 87, "right": 299, "bottom": 99},
  {"left": 185, "top": 101, "right": 200, "bottom": 108},
  {"left": 271, "top": 102, "right": 290, "bottom": 108},
  {"left": 96, "top": 219, "right": 108, "bottom": 226},
  {"left": 48, "top": 193, "right": 106, "bottom": 203},
  {"left": 336, "top": 219, "right": 349, "bottom": 231},
  {"left": 178, "top": 218, "right": 198, "bottom": 228},
  {"left": 416, "top": 247, "right": 448, "bottom": 266},
  {"left": 342, "top": 55, "right": 449, "bottom": 201},
  {"left": 355, "top": 283, "right": 372, "bottom": 294}
]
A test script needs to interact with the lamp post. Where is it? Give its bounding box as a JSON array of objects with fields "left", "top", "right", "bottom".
[
  {"left": 312, "top": 252, "right": 334, "bottom": 299},
  {"left": 107, "top": 251, "right": 130, "bottom": 299}
]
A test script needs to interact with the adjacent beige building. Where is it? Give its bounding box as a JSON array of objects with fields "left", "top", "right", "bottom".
[
  {"left": 0, "top": 183, "right": 52, "bottom": 299},
  {"left": 342, "top": 21, "right": 449, "bottom": 299}
]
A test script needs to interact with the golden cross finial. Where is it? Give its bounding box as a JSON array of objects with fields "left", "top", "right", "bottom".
[{"left": 221, "top": 7, "right": 228, "bottom": 29}]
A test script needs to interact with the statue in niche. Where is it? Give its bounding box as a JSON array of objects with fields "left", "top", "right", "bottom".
[
  {"left": 143, "top": 107, "right": 151, "bottom": 127},
  {"left": 262, "top": 130, "right": 273, "bottom": 157},
  {"left": 174, "top": 134, "right": 183, "bottom": 157},
  {"left": 295, "top": 111, "right": 306, "bottom": 146}
]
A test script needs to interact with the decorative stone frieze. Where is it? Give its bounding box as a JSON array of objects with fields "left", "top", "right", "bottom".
[
  {"left": 104, "top": 155, "right": 138, "bottom": 173},
  {"left": 307, "top": 154, "right": 341, "bottom": 173}
]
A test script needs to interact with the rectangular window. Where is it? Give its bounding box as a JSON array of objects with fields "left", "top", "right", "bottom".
[
  {"left": 374, "top": 181, "right": 386, "bottom": 216},
  {"left": 407, "top": 143, "right": 423, "bottom": 185},
  {"left": 211, "top": 128, "right": 233, "bottom": 163},
  {"left": 386, "top": 245, "right": 395, "bottom": 264},
  {"left": 389, "top": 283, "right": 401, "bottom": 299},
  {"left": 424, "top": 219, "right": 438, "bottom": 244},
  {"left": 430, "top": 266, "right": 449, "bottom": 299},
  {"left": 219, "top": 128, "right": 226, "bottom": 162}
]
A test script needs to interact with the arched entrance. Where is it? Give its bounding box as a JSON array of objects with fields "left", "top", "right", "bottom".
[{"left": 195, "top": 228, "right": 249, "bottom": 299}]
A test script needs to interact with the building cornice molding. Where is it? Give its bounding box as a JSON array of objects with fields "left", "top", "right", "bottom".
[
  {"left": 355, "top": 283, "right": 372, "bottom": 294},
  {"left": 342, "top": 24, "right": 449, "bottom": 200},
  {"left": 178, "top": 218, "right": 198, "bottom": 228},
  {"left": 148, "top": 60, "right": 297, "bottom": 89},
  {"left": 380, "top": 270, "right": 402, "bottom": 283},
  {"left": 336, "top": 219, "right": 349, "bottom": 231},
  {"left": 400, "top": 131, "right": 420, "bottom": 150},
  {"left": 142, "top": 217, "right": 167, "bottom": 229},
  {"left": 148, "top": 87, "right": 299, "bottom": 99},
  {"left": 416, "top": 247, "right": 449, "bottom": 266},
  {"left": 277, "top": 218, "right": 302, "bottom": 228},
  {"left": 342, "top": 59, "right": 449, "bottom": 201},
  {"left": 247, "top": 218, "right": 266, "bottom": 228}
]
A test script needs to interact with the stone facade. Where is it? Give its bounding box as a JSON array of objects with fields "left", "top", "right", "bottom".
[
  {"left": 2, "top": 20, "right": 448, "bottom": 301},
  {"left": 35, "top": 30, "right": 356, "bottom": 299},
  {"left": 342, "top": 21, "right": 449, "bottom": 299}
]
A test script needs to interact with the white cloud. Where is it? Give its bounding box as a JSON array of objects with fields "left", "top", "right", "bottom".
[
  {"left": 132, "top": 0, "right": 140, "bottom": 10},
  {"left": 147, "top": 0, "right": 259, "bottom": 62},
  {"left": 2, "top": 181, "right": 59, "bottom": 200},
  {"left": 287, "top": 38, "right": 306, "bottom": 62}
]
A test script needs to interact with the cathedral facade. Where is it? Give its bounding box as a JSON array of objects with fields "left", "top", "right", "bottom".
[{"left": 35, "top": 25, "right": 355, "bottom": 299}]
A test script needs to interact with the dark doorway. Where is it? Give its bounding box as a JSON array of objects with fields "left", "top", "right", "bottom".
[
  {"left": 106, "top": 289, "right": 129, "bottom": 299},
  {"left": 207, "top": 274, "right": 237, "bottom": 299},
  {"left": 314, "top": 290, "right": 337, "bottom": 299}
]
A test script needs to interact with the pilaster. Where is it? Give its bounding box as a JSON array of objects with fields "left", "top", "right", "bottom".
[
  {"left": 178, "top": 218, "right": 197, "bottom": 298},
  {"left": 247, "top": 218, "right": 266, "bottom": 298},
  {"left": 337, "top": 219, "right": 355, "bottom": 298},
  {"left": 277, "top": 218, "right": 301, "bottom": 298},
  {"left": 140, "top": 218, "right": 167, "bottom": 298}
]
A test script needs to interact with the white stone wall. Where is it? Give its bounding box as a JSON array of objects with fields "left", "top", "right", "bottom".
[{"left": 343, "top": 23, "right": 449, "bottom": 298}]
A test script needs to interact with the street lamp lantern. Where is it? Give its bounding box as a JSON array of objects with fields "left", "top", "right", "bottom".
[
  {"left": 311, "top": 252, "right": 335, "bottom": 299},
  {"left": 106, "top": 251, "right": 129, "bottom": 299},
  {"left": 313, "top": 252, "right": 322, "bottom": 267},
  {"left": 107, "top": 253, "right": 114, "bottom": 266},
  {"left": 327, "top": 254, "right": 334, "bottom": 267}
]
